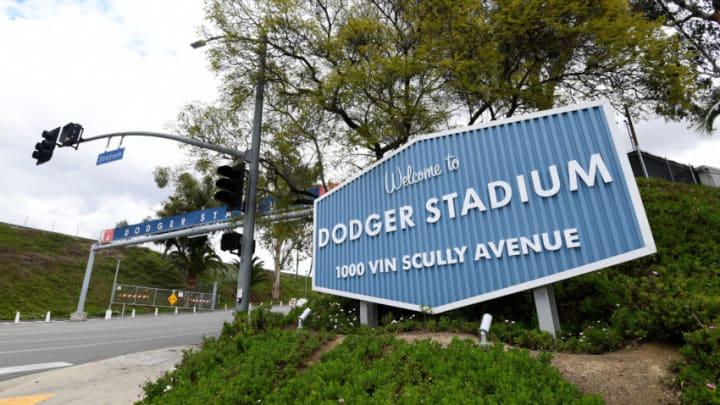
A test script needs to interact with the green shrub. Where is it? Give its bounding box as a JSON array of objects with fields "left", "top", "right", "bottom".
[
  {"left": 301, "top": 295, "right": 363, "bottom": 333},
  {"left": 139, "top": 327, "right": 333, "bottom": 404},
  {"left": 264, "top": 334, "right": 602, "bottom": 404},
  {"left": 675, "top": 324, "right": 720, "bottom": 404}
]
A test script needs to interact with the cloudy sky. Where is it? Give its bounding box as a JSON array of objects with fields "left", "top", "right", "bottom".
[
  {"left": 1, "top": 1, "right": 216, "bottom": 236},
  {"left": 1, "top": 1, "right": 719, "bottom": 269}
]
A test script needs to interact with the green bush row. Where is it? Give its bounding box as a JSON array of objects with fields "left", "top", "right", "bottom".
[
  {"left": 265, "top": 334, "right": 601, "bottom": 404},
  {"left": 140, "top": 309, "right": 334, "bottom": 404},
  {"left": 141, "top": 308, "right": 600, "bottom": 404}
]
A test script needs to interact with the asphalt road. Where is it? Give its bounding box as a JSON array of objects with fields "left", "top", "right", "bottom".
[{"left": 0, "top": 310, "right": 235, "bottom": 381}]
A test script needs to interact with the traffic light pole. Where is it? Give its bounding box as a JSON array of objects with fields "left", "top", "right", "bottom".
[
  {"left": 236, "top": 37, "right": 266, "bottom": 313},
  {"left": 75, "top": 131, "right": 247, "bottom": 160},
  {"left": 50, "top": 36, "right": 266, "bottom": 319},
  {"left": 59, "top": 128, "right": 249, "bottom": 321}
]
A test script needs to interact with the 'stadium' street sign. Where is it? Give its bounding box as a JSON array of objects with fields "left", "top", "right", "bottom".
[
  {"left": 312, "top": 101, "right": 656, "bottom": 313},
  {"left": 96, "top": 147, "right": 125, "bottom": 165}
]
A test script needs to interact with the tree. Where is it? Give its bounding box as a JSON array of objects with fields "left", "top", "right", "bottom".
[
  {"left": 255, "top": 126, "right": 316, "bottom": 300},
  {"left": 430, "top": 0, "right": 696, "bottom": 123},
  {"left": 258, "top": 208, "right": 312, "bottom": 300},
  {"left": 632, "top": 0, "right": 720, "bottom": 131},
  {"left": 154, "top": 167, "right": 225, "bottom": 289},
  {"left": 173, "top": 0, "right": 701, "bottom": 293},
  {"left": 230, "top": 256, "right": 272, "bottom": 302},
  {"left": 201, "top": 0, "right": 698, "bottom": 164},
  {"left": 163, "top": 236, "right": 225, "bottom": 290}
]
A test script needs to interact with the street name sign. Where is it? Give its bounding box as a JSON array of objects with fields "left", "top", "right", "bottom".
[
  {"left": 101, "top": 206, "right": 235, "bottom": 244},
  {"left": 96, "top": 147, "right": 125, "bottom": 165},
  {"left": 312, "top": 101, "right": 656, "bottom": 313}
]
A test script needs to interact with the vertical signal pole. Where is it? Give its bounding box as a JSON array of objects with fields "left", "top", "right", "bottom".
[{"left": 237, "top": 36, "right": 267, "bottom": 313}]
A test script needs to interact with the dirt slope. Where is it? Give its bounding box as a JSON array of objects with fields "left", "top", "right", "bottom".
[{"left": 550, "top": 342, "right": 681, "bottom": 405}]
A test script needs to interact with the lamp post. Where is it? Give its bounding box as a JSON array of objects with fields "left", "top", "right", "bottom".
[
  {"left": 108, "top": 256, "right": 122, "bottom": 311},
  {"left": 189, "top": 35, "right": 226, "bottom": 49},
  {"left": 192, "top": 34, "right": 266, "bottom": 313}
]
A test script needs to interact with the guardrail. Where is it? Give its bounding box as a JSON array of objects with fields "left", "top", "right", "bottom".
[{"left": 109, "top": 284, "right": 215, "bottom": 314}]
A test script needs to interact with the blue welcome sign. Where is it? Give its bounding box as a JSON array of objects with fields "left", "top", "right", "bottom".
[{"left": 312, "top": 101, "right": 656, "bottom": 313}]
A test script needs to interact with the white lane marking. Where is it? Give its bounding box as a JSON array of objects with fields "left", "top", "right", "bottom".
[
  {"left": 0, "top": 324, "right": 217, "bottom": 345},
  {"left": 0, "top": 361, "right": 73, "bottom": 376},
  {"left": 0, "top": 330, "right": 211, "bottom": 355}
]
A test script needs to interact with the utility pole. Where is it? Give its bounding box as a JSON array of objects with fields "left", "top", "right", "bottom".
[{"left": 236, "top": 37, "right": 266, "bottom": 313}]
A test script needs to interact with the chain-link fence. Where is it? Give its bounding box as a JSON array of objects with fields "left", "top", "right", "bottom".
[
  {"left": 110, "top": 284, "right": 215, "bottom": 311},
  {"left": 628, "top": 150, "right": 698, "bottom": 184}
]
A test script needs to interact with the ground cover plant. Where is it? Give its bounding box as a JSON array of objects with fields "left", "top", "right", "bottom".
[
  {"left": 141, "top": 308, "right": 601, "bottom": 404},
  {"left": 140, "top": 309, "right": 334, "bottom": 404},
  {"left": 264, "top": 334, "right": 600, "bottom": 404}
]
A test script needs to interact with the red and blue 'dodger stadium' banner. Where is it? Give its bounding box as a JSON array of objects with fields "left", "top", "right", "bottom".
[
  {"left": 312, "top": 101, "right": 656, "bottom": 314},
  {"left": 101, "top": 206, "right": 233, "bottom": 244}
]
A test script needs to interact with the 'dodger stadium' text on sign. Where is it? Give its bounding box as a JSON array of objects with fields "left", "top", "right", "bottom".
[{"left": 312, "top": 100, "right": 656, "bottom": 313}]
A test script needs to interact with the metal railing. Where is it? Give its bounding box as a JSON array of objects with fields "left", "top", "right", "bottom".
[{"left": 109, "top": 283, "right": 216, "bottom": 313}]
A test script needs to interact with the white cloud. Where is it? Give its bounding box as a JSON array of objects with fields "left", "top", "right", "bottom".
[
  {"left": 0, "top": 0, "right": 217, "bottom": 239},
  {"left": 633, "top": 119, "right": 720, "bottom": 169}
]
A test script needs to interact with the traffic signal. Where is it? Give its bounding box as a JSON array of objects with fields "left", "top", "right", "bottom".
[
  {"left": 220, "top": 232, "right": 242, "bottom": 254},
  {"left": 215, "top": 163, "right": 246, "bottom": 211},
  {"left": 58, "top": 122, "right": 84, "bottom": 148},
  {"left": 220, "top": 231, "right": 255, "bottom": 255},
  {"left": 32, "top": 127, "right": 60, "bottom": 165}
]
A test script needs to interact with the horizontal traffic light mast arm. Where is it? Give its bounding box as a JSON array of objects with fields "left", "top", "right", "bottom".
[{"left": 78, "top": 131, "right": 248, "bottom": 160}]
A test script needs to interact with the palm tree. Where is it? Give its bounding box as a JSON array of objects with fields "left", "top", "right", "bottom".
[
  {"left": 231, "top": 256, "right": 270, "bottom": 288},
  {"left": 154, "top": 169, "right": 225, "bottom": 290},
  {"left": 163, "top": 236, "right": 226, "bottom": 290}
]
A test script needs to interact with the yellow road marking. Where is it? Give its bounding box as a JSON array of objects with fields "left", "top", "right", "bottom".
[{"left": 0, "top": 394, "right": 54, "bottom": 405}]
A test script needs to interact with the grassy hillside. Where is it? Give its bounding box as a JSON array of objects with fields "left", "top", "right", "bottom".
[{"left": 0, "top": 223, "right": 310, "bottom": 320}]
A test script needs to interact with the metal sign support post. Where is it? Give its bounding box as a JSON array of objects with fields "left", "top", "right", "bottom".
[
  {"left": 108, "top": 257, "right": 121, "bottom": 310},
  {"left": 359, "top": 301, "right": 378, "bottom": 327},
  {"left": 533, "top": 284, "right": 561, "bottom": 338},
  {"left": 211, "top": 281, "right": 218, "bottom": 311},
  {"left": 71, "top": 243, "right": 98, "bottom": 320}
]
